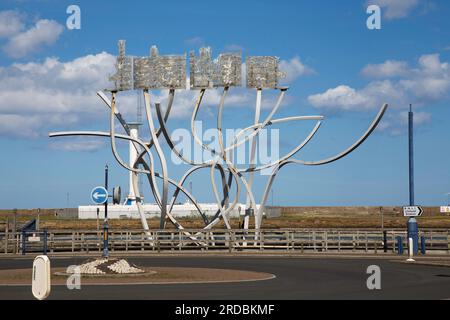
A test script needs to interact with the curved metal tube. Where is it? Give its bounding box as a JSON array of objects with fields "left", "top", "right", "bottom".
[
  {"left": 143, "top": 90, "right": 169, "bottom": 229},
  {"left": 293, "top": 103, "right": 388, "bottom": 166}
]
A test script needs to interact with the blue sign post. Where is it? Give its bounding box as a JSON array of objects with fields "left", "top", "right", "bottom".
[
  {"left": 91, "top": 170, "right": 110, "bottom": 258},
  {"left": 91, "top": 186, "right": 108, "bottom": 205}
]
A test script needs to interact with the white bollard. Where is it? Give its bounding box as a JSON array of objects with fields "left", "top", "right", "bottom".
[
  {"left": 32, "top": 255, "right": 51, "bottom": 300},
  {"left": 406, "top": 237, "right": 415, "bottom": 262}
]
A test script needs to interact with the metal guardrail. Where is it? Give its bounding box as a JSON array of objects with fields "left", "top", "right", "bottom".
[{"left": 0, "top": 229, "right": 449, "bottom": 255}]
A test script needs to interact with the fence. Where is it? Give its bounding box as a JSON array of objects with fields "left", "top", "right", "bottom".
[{"left": 1, "top": 229, "right": 449, "bottom": 255}]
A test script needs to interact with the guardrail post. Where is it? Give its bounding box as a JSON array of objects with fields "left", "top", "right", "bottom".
[
  {"left": 365, "top": 232, "right": 368, "bottom": 253},
  {"left": 338, "top": 231, "right": 341, "bottom": 252},
  {"left": 4, "top": 227, "right": 8, "bottom": 254},
  {"left": 396, "top": 236, "right": 404, "bottom": 255},
  {"left": 447, "top": 231, "right": 450, "bottom": 255},
  {"left": 43, "top": 229, "right": 48, "bottom": 255},
  {"left": 50, "top": 233, "right": 54, "bottom": 253},
  {"left": 420, "top": 236, "right": 426, "bottom": 255},
  {"left": 285, "top": 231, "right": 289, "bottom": 251},
  {"left": 81, "top": 233, "right": 85, "bottom": 253},
  {"left": 260, "top": 231, "right": 264, "bottom": 251},
  {"left": 313, "top": 231, "right": 317, "bottom": 252},
  {"left": 21, "top": 231, "right": 26, "bottom": 255},
  {"left": 352, "top": 234, "right": 356, "bottom": 252},
  {"left": 157, "top": 232, "right": 161, "bottom": 253},
  {"left": 15, "top": 234, "right": 19, "bottom": 254}
]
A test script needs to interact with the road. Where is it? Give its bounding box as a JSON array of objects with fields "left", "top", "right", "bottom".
[{"left": 0, "top": 255, "right": 449, "bottom": 300}]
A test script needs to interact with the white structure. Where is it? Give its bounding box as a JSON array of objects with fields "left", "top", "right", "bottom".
[
  {"left": 125, "top": 122, "right": 141, "bottom": 205},
  {"left": 78, "top": 203, "right": 256, "bottom": 220}
]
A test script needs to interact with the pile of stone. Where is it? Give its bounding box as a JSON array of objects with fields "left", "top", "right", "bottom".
[{"left": 75, "top": 258, "right": 145, "bottom": 275}]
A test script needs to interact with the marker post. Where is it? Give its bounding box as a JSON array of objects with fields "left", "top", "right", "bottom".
[{"left": 103, "top": 165, "right": 109, "bottom": 258}]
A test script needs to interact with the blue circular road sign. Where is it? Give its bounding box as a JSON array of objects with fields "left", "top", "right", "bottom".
[{"left": 91, "top": 186, "right": 108, "bottom": 205}]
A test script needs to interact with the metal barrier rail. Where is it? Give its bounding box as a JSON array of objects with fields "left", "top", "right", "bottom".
[{"left": 1, "top": 229, "right": 449, "bottom": 255}]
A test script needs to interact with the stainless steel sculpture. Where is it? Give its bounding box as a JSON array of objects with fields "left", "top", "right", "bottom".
[{"left": 50, "top": 40, "right": 388, "bottom": 239}]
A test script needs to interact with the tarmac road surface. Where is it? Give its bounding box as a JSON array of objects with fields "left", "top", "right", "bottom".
[{"left": 0, "top": 255, "right": 449, "bottom": 300}]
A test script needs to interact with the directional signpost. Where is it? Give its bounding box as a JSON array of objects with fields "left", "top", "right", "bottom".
[
  {"left": 91, "top": 186, "right": 108, "bottom": 205},
  {"left": 91, "top": 165, "right": 110, "bottom": 258},
  {"left": 403, "top": 206, "right": 423, "bottom": 217}
]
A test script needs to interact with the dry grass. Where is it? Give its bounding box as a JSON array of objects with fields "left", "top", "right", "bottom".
[{"left": 1, "top": 207, "right": 449, "bottom": 231}]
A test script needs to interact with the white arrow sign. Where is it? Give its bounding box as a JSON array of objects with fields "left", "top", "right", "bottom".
[
  {"left": 403, "top": 206, "right": 423, "bottom": 217},
  {"left": 93, "top": 192, "right": 107, "bottom": 200},
  {"left": 91, "top": 186, "right": 108, "bottom": 205}
]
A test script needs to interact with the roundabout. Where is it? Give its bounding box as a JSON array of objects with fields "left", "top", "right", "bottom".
[{"left": 1, "top": 255, "right": 450, "bottom": 299}]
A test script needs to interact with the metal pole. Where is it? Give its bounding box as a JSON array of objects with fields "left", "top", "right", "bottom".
[
  {"left": 380, "top": 206, "right": 384, "bottom": 231},
  {"left": 408, "top": 104, "right": 414, "bottom": 206},
  {"left": 96, "top": 207, "right": 100, "bottom": 231},
  {"left": 37, "top": 208, "right": 40, "bottom": 231},
  {"left": 43, "top": 229, "right": 48, "bottom": 255},
  {"left": 103, "top": 164, "right": 109, "bottom": 258},
  {"left": 407, "top": 104, "right": 419, "bottom": 255},
  {"left": 21, "top": 230, "right": 26, "bottom": 255}
]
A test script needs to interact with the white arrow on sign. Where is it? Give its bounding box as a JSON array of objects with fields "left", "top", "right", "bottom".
[
  {"left": 93, "top": 192, "right": 107, "bottom": 200},
  {"left": 403, "top": 206, "right": 423, "bottom": 217}
]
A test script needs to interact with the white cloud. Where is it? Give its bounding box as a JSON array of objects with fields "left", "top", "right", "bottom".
[
  {"left": 0, "top": 10, "right": 24, "bottom": 38},
  {"left": 377, "top": 111, "right": 432, "bottom": 135},
  {"left": 308, "top": 53, "right": 450, "bottom": 132},
  {"left": 3, "top": 19, "right": 64, "bottom": 58},
  {"left": 309, "top": 54, "right": 450, "bottom": 111},
  {"left": 0, "top": 52, "right": 116, "bottom": 139},
  {"left": 0, "top": 114, "right": 41, "bottom": 138},
  {"left": 367, "top": 0, "right": 419, "bottom": 19},
  {"left": 279, "top": 56, "right": 315, "bottom": 83},
  {"left": 308, "top": 85, "right": 374, "bottom": 111},
  {"left": 49, "top": 138, "right": 106, "bottom": 152},
  {"left": 362, "top": 60, "right": 410, "bottom": 78}
]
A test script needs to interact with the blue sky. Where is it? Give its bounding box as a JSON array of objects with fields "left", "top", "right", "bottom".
[{"left": 0, "top": 0, "right": 449, "bottom": 209}]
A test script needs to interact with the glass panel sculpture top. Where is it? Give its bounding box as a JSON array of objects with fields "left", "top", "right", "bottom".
[
  {"left": 110, "top": 41, "right": 186, "bottom": 90},
  {"left": 190, "top": 47, "right": 242, "bottom": 89},
  {"left": 109, "top": 40, "right": 134, "bottom": 91},
  {"left": 246, "top": 56, "right": 285, "bottom": 89}
]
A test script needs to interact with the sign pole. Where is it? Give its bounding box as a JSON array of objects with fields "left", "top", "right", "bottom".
[
  {"left": 103, "top": 165, "right": 109, "bottom": 258},
  {"left": 407, "top": 105, "right": 419, "bottom": 255},
  {"left": 408, "top": 104, "right": 414, "bottom": 207}
]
